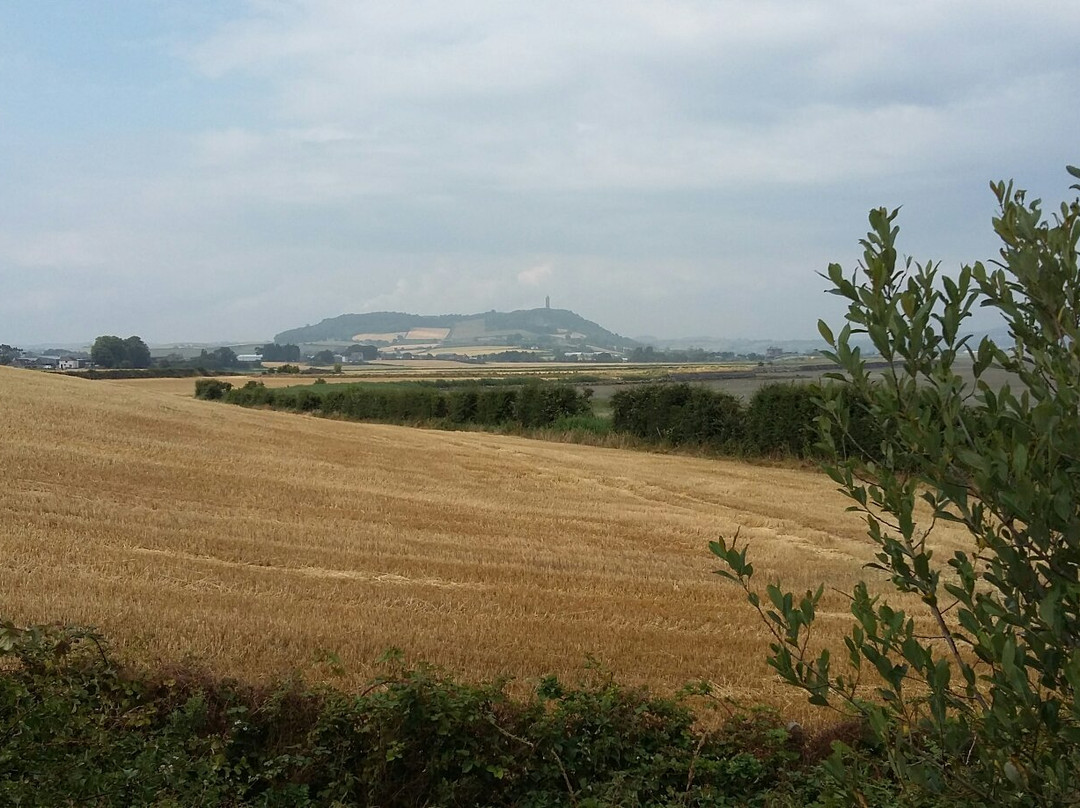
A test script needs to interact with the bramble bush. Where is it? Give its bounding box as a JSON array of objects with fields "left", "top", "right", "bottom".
[
  {"left": 1, "top": 619, "right": 838, "bottom": 807},
  {"left": 713, "top": 167, "right": 1080, "bottom": 806}
]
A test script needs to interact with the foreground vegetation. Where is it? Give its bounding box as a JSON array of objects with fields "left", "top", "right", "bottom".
[
  {"left": 2, "top": 619, "right": 922, "bottom": 807},
  {"left": 715, "top": 169, "right": 1080, "bottom": 805}
]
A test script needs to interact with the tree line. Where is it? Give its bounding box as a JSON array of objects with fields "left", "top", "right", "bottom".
[
  {"left": 197, "top": 379, "right": 594, "bottom": 430},
  {"left": 197, "top": 375, "right": 879, "bottom": 459},
  {"left": 84, "top": 338, "right": 376, "bottom": 371}
]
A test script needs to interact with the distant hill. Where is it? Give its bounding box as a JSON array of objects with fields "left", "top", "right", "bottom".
[{"left": 275, "top": 308, "right": 636, "bottom": 352}]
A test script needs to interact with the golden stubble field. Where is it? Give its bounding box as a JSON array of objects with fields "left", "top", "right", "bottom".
[{"left": 0, "top": 367, "right": 971, "bottom": 723}]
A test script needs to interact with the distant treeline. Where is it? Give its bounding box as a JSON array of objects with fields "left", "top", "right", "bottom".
[
  {"left": 71, "top": 367, "right": 245, "bottom": 380},
  {"left": 198, "top": 377, "right": 882, "bottom": 460},
  {"left": 197, "top": 379, "right": 593, "bottom": 429}
]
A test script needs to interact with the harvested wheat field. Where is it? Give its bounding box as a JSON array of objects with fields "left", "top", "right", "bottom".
[
  {"left": 102, "top": 374, "right": 365, "bottom": 396},
  {"left": 0, "top": 367, "right": 970, "bottom": 722}
]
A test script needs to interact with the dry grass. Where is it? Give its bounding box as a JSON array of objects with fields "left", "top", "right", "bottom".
[{"left": 0, "top": 367, "right": 970, "bottom": 723}]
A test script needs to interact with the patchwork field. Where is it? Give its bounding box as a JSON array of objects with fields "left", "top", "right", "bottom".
[{"left": 0, "top": 367, "right": 970, "bottom": 723}]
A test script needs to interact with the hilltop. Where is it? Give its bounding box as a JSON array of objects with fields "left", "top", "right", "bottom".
[{"left": 274, "top": 307, "right": 636, "bottom": 352}]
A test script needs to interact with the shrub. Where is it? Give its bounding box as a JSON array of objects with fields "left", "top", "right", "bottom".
[
  {"left": 713, "top": 167, "right": 1080, "bottom": 806},
  {"left": 194, "top": 378, "right": 234, "bottom": 400},
  {"left": 225, "top": 380, "right": 275, "bottom": 407},
  {"left": 1, "top": 619, "right": 820, "bottom": 807}
]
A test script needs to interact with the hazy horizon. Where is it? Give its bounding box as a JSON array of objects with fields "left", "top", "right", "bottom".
[
  {"left": 2, "top": 2, "right": 1077, "bottom": 345},
  {"left": 12, "top": 302, "right": 832, "bottom": 351}
]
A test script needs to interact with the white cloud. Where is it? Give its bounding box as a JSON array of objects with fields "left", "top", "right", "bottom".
[
  {"left": 2, "top": 0, "right": 1078, "bottom": 344},
  {"left": 177, "top": 1, "right": 1080, "bottom": 196},
  {"left": 517, "top": 264, "right": 552, "bottom": 287}
]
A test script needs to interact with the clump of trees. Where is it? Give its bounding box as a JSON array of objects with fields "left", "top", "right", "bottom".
[
  {"left": 477, "top": 350, "right": 536, "bottom": 362},
  {"left": 90, "top": 335, "right": 151, "bottom": 369},
  {"left": 0, "top": 344, "right": 23, "bottom": 365},
  {"left": 344, "top": 343, "right": 378, "bottom": 361},
  {"left": 155, "top": 346, "right": 246, "bottom": 371},
  {"left": 258, "top": 343, "right": 301, "bottom": 362},
  {"left": 714, "top": 168, "right": 1080, "bottom": 806},
  {"left": 195, "top": 347, "right": 240, "bottom": 370},
  {"left": 627, "top": 345, "right": 738, "bottom": 363}
]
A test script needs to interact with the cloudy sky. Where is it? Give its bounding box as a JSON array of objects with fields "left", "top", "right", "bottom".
[{"left": 2, "top": 1, "right": 1078, "bottom": 345}]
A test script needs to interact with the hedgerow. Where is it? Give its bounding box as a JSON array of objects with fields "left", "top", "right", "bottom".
[
  {"left": 199, "top": 379, "right": 593, "bottom": 431},
  {"left": 199, "top": 375, "right": 885, "bottom": 461},
  {"left": 0, "top": 619, "right": 903, "bottom": 807}
]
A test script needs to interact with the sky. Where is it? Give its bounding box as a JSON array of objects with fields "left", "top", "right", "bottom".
[{"left": 1, "top": 1, "right": 1078, "bottom": 346}]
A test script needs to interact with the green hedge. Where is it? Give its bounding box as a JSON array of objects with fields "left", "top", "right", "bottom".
[
  {"left": 199, "top": 377, "right": 887, "bottom": 462},
  {"left": 209, "top": 380, "right": 593, "bottom": 430},
  {"left": 610, "top": 384, "right": 745, "bottom": 451},
  {"left": 611, "top": 382, "right": 885, "bottom": 460},
  {"left": 743, "top": 383, "right": 820, "bottom": 456}
]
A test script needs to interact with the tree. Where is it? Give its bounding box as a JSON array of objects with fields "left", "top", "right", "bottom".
[
  {"left": 90, "top": 336, "right": 127, "bottom": 368},
  {"left": 209, "top": 347, "right": 237, "bottom": 368},
  {"left": 123, "top": 336, "right": 151, "bottom": 368},
  {"left": 345, "top": 343, "right": 378, "bottom": 361},
  {"left": 712, "top": 168, "right": 1080, "bottom": 805},
  {"left": 90, "top": 335, "right": 150, "bottom": 368},
  {"left": 192, "top": 347, "right": 238, "bottom": 370},
  {"left": 0, "top": 344, "right": 22, "bottom": 365},
  {"left": 259, "top": 343, "right": 301, "bottom": 362},
  {"left": 311, "top": 349, "right": 335, "bottom": 365}
]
